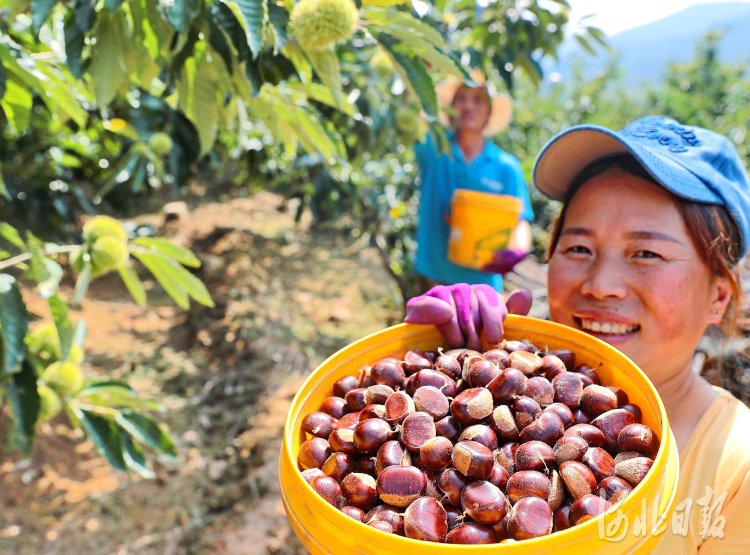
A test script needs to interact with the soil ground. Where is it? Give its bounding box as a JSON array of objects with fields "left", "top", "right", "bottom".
[{"left": 0, "top": 192, "right": 403, "bottom": 555}]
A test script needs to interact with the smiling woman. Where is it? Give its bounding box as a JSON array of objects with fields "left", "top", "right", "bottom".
[{"left": 405, "top": 116, "right": 750, "bottom": 553}]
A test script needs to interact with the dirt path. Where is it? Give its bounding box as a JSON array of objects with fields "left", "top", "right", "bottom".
[{"left": 0, "top": 192, "right": 401, "bottom": 555}]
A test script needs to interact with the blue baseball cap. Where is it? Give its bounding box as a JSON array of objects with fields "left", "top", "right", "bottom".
[{"left": 533, "top": 115, "right": 750, "bottom": 257}]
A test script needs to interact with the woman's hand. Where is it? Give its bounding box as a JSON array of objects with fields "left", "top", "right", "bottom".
[
  {"left": 404, "top": 284, "right": 533, "bottom": 350},
  {"left": 481, "top": 248, "right": 527, "bottom": 275}
]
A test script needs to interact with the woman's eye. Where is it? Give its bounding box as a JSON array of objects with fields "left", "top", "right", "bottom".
[
  {"left": 635, "top": 250, "right": 662, "bottom": 259},
  {"left": 566, "top": 246, "right": 591, "bottom": 255}
]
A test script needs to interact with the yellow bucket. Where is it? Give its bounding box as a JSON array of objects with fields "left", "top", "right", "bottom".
[
  {"left": 448, "top": 190, "right": 523, "bottom": 269},
  {"left": 280, "top": 317, "right": 679, "bottom": 554}
]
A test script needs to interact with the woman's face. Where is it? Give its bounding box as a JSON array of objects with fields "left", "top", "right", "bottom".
[
  {"left": 547, "top": 170, "right": 727, "bottom": 385},
  {"left": 451, "top": 87, "right": 491, "bottom": 133}
]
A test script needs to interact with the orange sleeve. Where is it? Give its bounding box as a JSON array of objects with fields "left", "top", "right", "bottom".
[{"left": 697, "top": 470, "right": 750, "bottom": 554}]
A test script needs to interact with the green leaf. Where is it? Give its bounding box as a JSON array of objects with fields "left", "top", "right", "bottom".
[
  {"left": 74, "top": 406, "right": 127, "bottom": 470},
  {"left": 363, "top": 9, "right": 446, "bottom": 50},
  {"left": 133, "top": 251, "right": 214, "bottom": 308},
  {"left": 306, "top": 49, "right": 343, "bottom": 108},
  {"left": 75, "top": 0, "right": 97, "bottom": 32},
  {"left": 26, "top": 233, "right": 63, "bottom": 299},
  {"left": 0, "top": 274, "right": 31, "bottom": 375},
  {"left": 233, "top": 0, "right": 267, "bottom": 58},
  {"left": 586, "top": 26, "right": 609, "bottom": 49},
  {"left": 286, "top": 82, "right": 356, "bottom": 115},
  {"left": 178, "top": 46, "right": 221, "bottom": 158},
  {"left": 105, "top": 0, "right": 125, "bottom": 11},
  {"left": 0, "top": 223, "right": 25, "bottom": 250},
  {"left": 80, "top": 381, "right": 164, "bottom": 412},
  {"left": 212, "top": 0, "right": 253, "bottom": 63},
  {"left": 376, "top": 28, "right": 463, "bottom": 79},
  {"left": 117, "top": 263, "right": 147, "bottom": 306},
  {"left": 116, "top": 410, "right": 177, "bottom": 457},
  {"left": 574, "top": 34, "right": 597, "bottom": 56},
  {"left": 72, "top": 320, "right": 87, "bottom": 349},
  {"left": 0, "top": 168, "right": 7, "bottom": 201},
  {"left": 516, "top": 52, "right": 543, "bottom": 86},
  {"left": 0, "top": 77, "right": 33, "bottom": 135},
  {"left": 0, "top": 53, "right": 6, "bottom": 99},
  {"left": 5, "top": 360, "right": 40, "bottom": 456},
  {"left": 165, "top": 0, "right": 201, "bottom": 33},
  {"left": 377, "top": 36, "right": 437, "bottom": 117},
  {"left": 132, "top": 237, "right": 201, "bottom": 268},
  {"left": 267, "top": 2, "right": 288, "bottom": 50},
  {"left": 31, "top": 0, "right": 58, "bottom": 34},
  {"left": 72, "top": 263, "right": 91, "bottom": 306},
  {"left": 361, "top": 0, "right": 407, "bottom": 5},
  {"left": 90, "top": 9, "right": 130, "bottom": 106},
  {"left": 48, "top": 293, "right": 74, "bottom": 363},
  {"left": 121, "top": 432, "right": 156, "bottom": 478},
  {"left": 63, "top": 17, "right": 85, "bottom": 79},
  {"left": 283, "top": 41, "right": 312, "bottom": 83}
]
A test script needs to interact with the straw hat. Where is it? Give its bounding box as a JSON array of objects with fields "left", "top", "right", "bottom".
[{"left": 436, "top": 70, "right": 513, "bottom": 137}]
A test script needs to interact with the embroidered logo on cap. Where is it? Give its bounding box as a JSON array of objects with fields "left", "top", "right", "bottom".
[{"left": 621, "top": 118, "right": 701, "bottom": 153}]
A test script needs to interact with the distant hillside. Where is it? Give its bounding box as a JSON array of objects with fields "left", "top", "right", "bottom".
[{"left": 550, "top": 2, "right": 750, "bottom": 84}]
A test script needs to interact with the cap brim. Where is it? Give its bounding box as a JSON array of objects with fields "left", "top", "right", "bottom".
[
  {"left": 533, "top": 125, "right": 723, "bottom": 205},
  {"left": 436, "top": 77, "right": 513, "bottom": 137}
]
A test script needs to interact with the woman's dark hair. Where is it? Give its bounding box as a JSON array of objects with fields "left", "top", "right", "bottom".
[{"left": 547, "top": 152, "right": 743, "bottom": 335}]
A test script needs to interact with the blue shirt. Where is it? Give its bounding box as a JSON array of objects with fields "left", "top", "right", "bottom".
[{"left": 414, "top": 134, "right": 534, "bottom": 290}]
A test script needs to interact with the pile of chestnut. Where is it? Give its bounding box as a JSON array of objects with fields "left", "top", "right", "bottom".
[{"left": 296, "top": 342, "right": 660, "bottom": 544}]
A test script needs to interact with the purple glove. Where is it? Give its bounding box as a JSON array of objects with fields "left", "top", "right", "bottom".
[
  {"left": 481, "top": 248, "right": 527, "bottom": 275},
  {"left": 404, "top": 284, "right": 533, "bottom": 350}
]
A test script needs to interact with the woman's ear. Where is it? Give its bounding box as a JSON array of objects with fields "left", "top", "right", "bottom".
[{"left": 708, "top": 275, "right": 732, "bottom": 324}]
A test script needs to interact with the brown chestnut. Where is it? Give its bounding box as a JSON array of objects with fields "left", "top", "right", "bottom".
[
  {"left": 598, "top": 476, "right": 633, "bottom": 505},
  {"left": 376, "top": 465, "right": 426, "bottom": 507},
  {"left": 322, "top": 452, "right": 355, "bottom": 483},
  {"left": 384, "top": 391, "right": 415, "bottom": 423},
  {"left": 413, "top": 386, "right": 449, "bottom": 420},
  {"left": 554, "top": 504, "right": 573, "bottom": 532},
  {"left": 548, "top": 469, "right": 565, "bottom": 511},
  {"left": 509, "top": 351, "right": 543, "bottom": 375},
  {"left": 452, "top": 440, "right": 494, "bottom": 480},
  {"left": 298, "top": 437, "right": 332, "bottom": 470},
  {"left": 515, "top": 440, "right": 555, "bottom": 473},
  {"left": 301, "top": 468, "right": 326, "bottom": 484},
  {"left": 564, "top": 423, "right": 606, "bottom": 447},
  {"left": 446, "top": 522, "right": 495, "bottom": 544},
  {"left": 354, "top": 418, "right": 395, "bottom": 454},
  {"left": 459, "top": 425, "right": 498, "bottom": 451},
  {"left": 525, "top": 376, "right": 554, "bottom": 406},
  {"left": 370, "top": 358, "right": 405, "bottom": 389},
  {"left": 488, "top": 463, "right": 510, "bottom": 493},
  {"left": 553, "top": 435, "right": 589, "bottom": 466},
  {"left": 329, "top": 428, "right": 359, "bottom": 457},
  {"left": 489, "top": 405, "right": 520, "bottom": 443},
  {"left": 614, "top": 451, "right": 641, "bottom": 465},
  {"left": 445, "top": 506, "right": 464, "bottom": 530},
  {"left": 621, "top": 403, "right": 643, "bottom": 423},
  {"left": 519, "top": 411, "right": 564, "bottom": 446},
  {"left": 569, "top": 494, "right": 611, "bottom": 525},
  {"left": 368, "top": 521, "right": 393, "bottom": 533},
  {"left": 423, "top": 469, "right": 443, "bottom": 500},
  {"left": 333, "top": 375, "right": 360, "bottom": 398},
  {"left": 341, "top": 506, "right": 365, "bottom": 521},
  {"left": 490, "top": 515, "right": 509, "bottom": 541},
  {"left": 450, "top": 388, "right": 493, "bottom": 426},
  {"left": 302, "top": 412, "right": 337, "bottom": 439},
  {"left": 614, "top": 456, "right": 653, "bottom": 487},
  {"left": 341, "top": 473, "right": 378, "bottom": 510},
  {"left": 467, "top": 359, "right": 501, "bottom": 388},
  {"left": 582, "top": 447, "right": 615, "bottom": 483},
  {"left": 592, "top": 409, "right": 637, "bottom": 451},
  {"left": 364, "top": 384, "right": 395, "bottom": 406},
  {"left": 507, "top": 470, "right": 551, "bottom": 503},
  {"left": 435, "top": 415, "right": 462, "bottom": 443},
  {"left": 541, "top": 355, "right": 568, "bottom": 381},
  {"left": 499, "top": 340, "right": 529, "bottom": 353},
  {"left": 335, "top": 412, "right": 361, "bottom": 430},
  {"left": 573, "top": 409, "right": 592, "bottom": 425},
  {"left": 375, "top": 440, "right": 411, "bottom": 475},
  {"left": 495, "top": 442, "right": 519, "bottom": 475},
  {"left": 401, "top": 411, "right": 436, "bottom": 452},
  {"left": 487, "top": 368, "right": 527, "bottom": 404},
  {"left": 357, "top": 456, "right": 376, "bottom": 477},
  {"left": 507, "top": 497, "right": 553, "bottom": 540},
  {"left": 607, "top": 386, "right": 629, "bottom": 407},
  {"left": 412, "top": 370, "right": 456, "bottom": 398},
  {"left": 311, "top": 475, "right": 344, "bottom": 508},
  {"left": 320, "top": 396, "right": 349, "bottom": 419},
  {"left": 552, "top": 372, "right": 584, "bottom": 407},
  {"left": 404, "top": 375, "right": 417, "bottom": 396},
  {"left": 420, "top": 436, "right": 454, "bottom": 471},
  {"left": 547, "top": 349, "right": 576, "bottom": 370},
  {"left": 365, "top": 504, "right": 404, "bottom": 535},
  {"left": 514, "top": 396, "right": 542, "bottom": 430},
  {"left": 483, "top": 348, "right": 510, "bottom": 368},
  {"left": 404, "top": 350, "right": 433, "bottom": 375},
  {"left": 618, "top": 423, "right": 660, "bottom": 458},
  {"left": 434, "top": 355, "right": 462, "bottom": 380},
  {"left": 543, "top": 402, "right": 575, "bottom": 429},
  {"left": 404, "top": 496, "right": 447, "bottom": 542},
  {"left": 345, "top": 388, "right": 368, "bottom": 412},
  {"left": 581, "top": 385, "right": 619, "bottom": 416},
  {"left": 438, "top": 468, "right": 470, "bottom": 507},
  {"left": 359, "top": 404, "right": 386, "bottom": 421},
  {"left": 461, "top": 480, "right": 509, "bottom": 524},
  {"left": 560, "top": 460, "right": 597, "bottom": 499},
  {"left": 574, "top": 364, "right": 602, "bottom": 385}
]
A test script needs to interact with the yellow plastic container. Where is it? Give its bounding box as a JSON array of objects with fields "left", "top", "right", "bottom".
[
  {"left": 280, "top": 317, "right": 679, "bottom": 554},
  {"left": 448, "top": 190, "right": 523, "bottom": 269}
]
